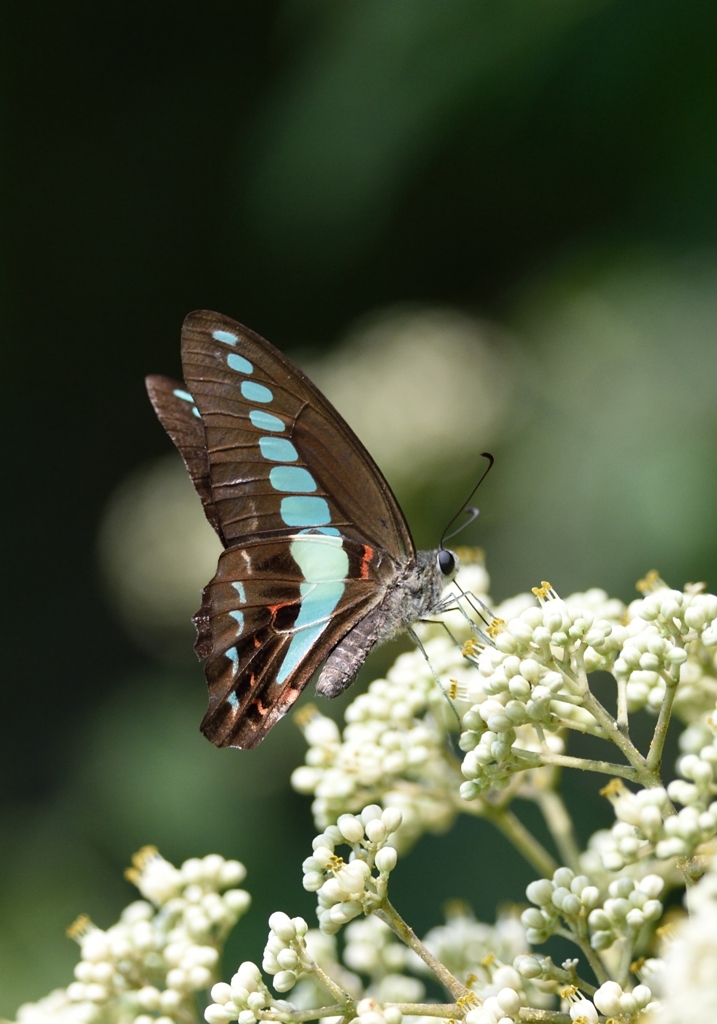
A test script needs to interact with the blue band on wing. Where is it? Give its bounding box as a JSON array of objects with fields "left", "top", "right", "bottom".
[{"left": 270, "top": 466, "right": 317, "bottom": 492}]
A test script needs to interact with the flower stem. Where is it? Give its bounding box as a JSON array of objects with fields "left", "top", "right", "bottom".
[
  {"left": 534, "top": 787, "right": 583, "bottom": 874},
  {"left": 306, "top": 960, "right": 355, "bottom": 1006},
  {"left": 534, "top": 750, "right": 639, "bottom": 782},
  {"left": 384, "top": 1005, "right": 461, "bottom": 1018},
  {"left": 481, "top": 804, "right": 558, "bottom": 878},
  {"left": 375, "top": 900, "right": 470, "bottom": 1001},
  {"left": 556, "top": 927, "right": 608, "bottom": 985},
  {"left": 646, "top": 670, "right": 679, "bottom": 772}
]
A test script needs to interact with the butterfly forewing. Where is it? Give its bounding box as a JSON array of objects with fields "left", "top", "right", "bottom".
[
  {"left": 180, "top": 311, "right": 414, "bottom": 559},
  {"left": 145, "top": 374, "right": 223, "bottom": 541}
]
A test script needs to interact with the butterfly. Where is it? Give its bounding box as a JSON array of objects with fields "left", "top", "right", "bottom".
[{"left": 146, "top": 310, "right": 459, "bottom": 749}]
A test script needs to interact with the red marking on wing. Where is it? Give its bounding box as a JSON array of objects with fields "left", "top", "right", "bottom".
[{"left": 360, "top": 544, "right": 374, "bottom": 580}]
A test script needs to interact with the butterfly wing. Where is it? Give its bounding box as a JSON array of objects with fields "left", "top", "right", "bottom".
[
  {"left": 196, "top": 535, "right": 389, "bottom": 748},
  {"left": 145, "top": 374, "right": 224, "bottom": 542},
  {"left": 147, "top": 310, "right": 415, "bottom": 748},
  {"left": 180, "top": 310, "right": 414, "bottom": 560}
]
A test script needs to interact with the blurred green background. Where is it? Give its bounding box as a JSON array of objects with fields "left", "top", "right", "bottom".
[{"left": 4, "top": 0, "right": 717, "bottom": 1013}]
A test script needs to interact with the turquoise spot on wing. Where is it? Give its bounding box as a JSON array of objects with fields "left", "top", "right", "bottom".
[
  {"left": 173, "top": 389, "right": 193, "bottom": 402},
  {"left": 291, "top": 534, "right": 349, "bottom": 582},
  {"left": 299, "top": 527, "right": 340, "bottom": 537},
  {"left": 213, "top": 329, "right": 238, "bottom": 345},
  {"left": 275, "top": 621, "right": 332, "bottom": 684},
  {"left": 232, "top": 581, "right": 247, "bottom": 602},
  {"left": 280, "top": 496, "right": 331, "bottom": 527},
  {"left": 229, "top": 610, "right": 245, "bottom": 635},
  {"left": 192, "top": 406, "right": 201, "bottom": 418},
  {"left": 259, "top": 436, "right": 298, "bottom": 462},
  {"left": 241, "top": 381, "right": 273, "bottom": 403},
  {"left": 270, "top": 466, "right": 316, "bottom": 492},
  {"left": 250, "top": 410, "right": 285, "bottom": 432},
  {"left": 275, "top": 534, "right": 348, "bottom": 684},
  {"left": 227, "top": 691, "right": 239, "bottom": 709},
  {"left": 226, "top": 646, "right": 239, "bottom": 669},
  {"left": 227, "top": 352, "right": 254, "bottom": 374}
]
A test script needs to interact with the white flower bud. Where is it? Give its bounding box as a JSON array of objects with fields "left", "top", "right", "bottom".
[
  {"left": 375, "top": 847, "right": 398, "bottom": 873},
  {"left": 188, "top": 966, "right": 212, "bottom": 990},
  {"left": 138, "top": 986, "right": 163, "bottom": 1009},
  {"left": 268, "top": 912, "right": 296, "bottom": 942},
  {"left": 337, "top": 815, "right": 365, "bottom": 843},
  {"left": 569, "top": 1000, "right": 597, "bottom": 1022},
  {"left": 205, "top": 1006, "right": 236, "bottom": 1024},
  {"left": 594, "top": 981, "right": 623, "bottom": 1016},
  {"left": 496, "top": 988, "right": 521, "bottom": 1015},
  {"left": 526, "top": 879, "right": 554, "bottom": 905},
  {"left": 360, "top": 805, "right": 384, "bottom": 824},
  {"left": 220, "top": 861, "right": 247, "bottom": 887},
  {"left": 381, "top": 807, "right": 403, "bottom": 833},
  {"left": 224, "top": 889, "right": 251, "bottom": 915},
  {"left": 160, "top": 990, "right": 183, "bottom": 1012},
  {"left": 277, "top": 948, "right": 299, "bottom": 970},
  {"left": 365, "top": 819, "right": 387, "bottom": 843}
]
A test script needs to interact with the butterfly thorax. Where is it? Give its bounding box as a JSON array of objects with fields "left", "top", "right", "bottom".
[{"left": 314, "top": 548, "right": 452, "bottom": 699}]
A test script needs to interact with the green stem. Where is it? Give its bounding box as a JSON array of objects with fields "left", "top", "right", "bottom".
[
  {"left": 517, "top": 1013, "right": 573, "bottom": 1024},
  {"left": 534, "top": 788, "right": 583, "bottom": 874},
  {"left": 533, "top": 750, "right": 639, "bottom": 782},
  {"left": 646, "top": 669, "right": 679, "bottom": 772},
  {"left": 551, "top": 717, "right": 607, "bottom": 738},
  {"left": 558, "top": 654, "right": 650, "bottom": 779},
  {"left": 306, "top": 960, "right": 355, "bottom": 1007},
  {"left": 481, "top": 804, "right": 558, "bottom": 878},
  {"left": 555, "top": 927, "right": 608, "bottom": 985},
  {"left": 375, "top": 900, "right": 470, "bottom": 1001},
  {"left": 616, "top": 935, "right": 636, "bottom": 989},
  {"left": 383, "top": 1005, "right": 461, "bottom": 1018},
  {"left": 269, "top": 1007, "right": 347, "bottom": 1023}
]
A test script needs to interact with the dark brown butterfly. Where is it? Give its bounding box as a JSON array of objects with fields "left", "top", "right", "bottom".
[{"left": 146, "top": 311, "right": 457, "bottom": 748}]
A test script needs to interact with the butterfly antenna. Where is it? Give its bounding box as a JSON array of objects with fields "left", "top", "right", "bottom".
[{"left": 440, "top": 452, "right": 495, "bottom": 549}]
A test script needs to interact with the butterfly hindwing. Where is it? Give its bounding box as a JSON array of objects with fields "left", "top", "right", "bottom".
[{"left": 197, "top": 535, "right": 388, "bottom": 748}]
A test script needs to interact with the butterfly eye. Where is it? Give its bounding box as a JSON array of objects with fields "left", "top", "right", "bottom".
[{"left": 437, "top": 549, "right": 456, "bottom": 576}]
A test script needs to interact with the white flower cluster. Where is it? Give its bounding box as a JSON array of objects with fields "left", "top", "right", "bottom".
[
  {"left": 302, "top": 807, "right": 402, "bottom": 934},
  {"left": 260, "top": 913, "right": 315, "bottom": 993},
  {"left": 658, "top": 853, "right": 717, "bottom": 1024},
  {"left": 291, "top": 636, "right": 470, "bottom": 852},
  {"left": 522, "top": 866, "right": 663, "bottom": 953},
  {"left": 458, "top": 588, "right": 628, "bottom": 798},
  {"left": 592, "top": 980, "right": 657, "bottom": 1019},
  {"left": 595, "top": 733, "right": 717, "bottom": 871},
  {"left": 206, "top": 961, "right": 281, "bottom": 1024},
  {"left": 614, "top": 586, "right": 717, "bottom": 721},
  {"left": 521, "top": 867, "right": 601, "bottom": 945},
  {"left": 586, "top": 875, "right": 664, "bottom": 951},
  {"left": 12, "top": 849, "right": 250, "bottom": 1024}
]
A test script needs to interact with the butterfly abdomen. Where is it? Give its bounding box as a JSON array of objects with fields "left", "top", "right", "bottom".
[{"left": 315, "top": 548, "right": 449, "bottom": 699}]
